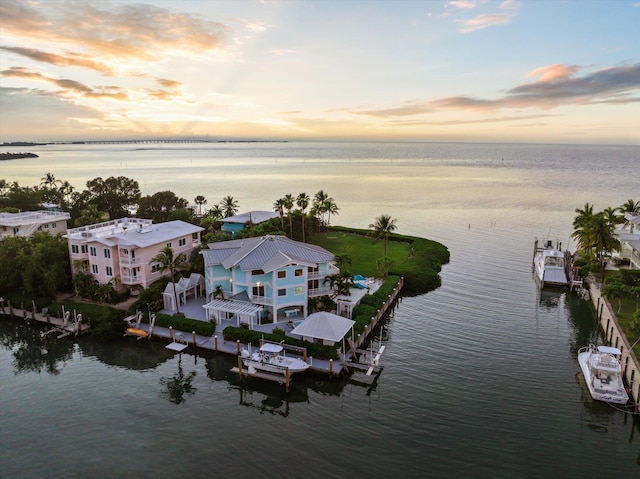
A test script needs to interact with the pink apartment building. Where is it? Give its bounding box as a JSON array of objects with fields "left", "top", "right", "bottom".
[{"left": 65, "top": 218, "right": 203, "bottom": 294}]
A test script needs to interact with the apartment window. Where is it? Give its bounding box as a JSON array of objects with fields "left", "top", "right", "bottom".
[
  {"left": 252, "top": 285, "right": 265, "bottom": 297},
  {"left": 278, "top": 288, "right": 286, "bottom": 297},
  {"left": 294, "top": 269, "right": 303, "bottom": 277},
  {"left": 294, "top": 286, "right": 303, "bottom": 295},
  {"left": 104, "top": 249, "right": 111, "bottom": 259},
  {"left": 166, "top": 242, "right": 172, "bottom": 248},
  {"left": 151, "top": 263, "right": 162, "bottom": 273},
  {"left": 71, "top": 245, "right": 79, "bottom": 254},
  {"left": 106, "top": 266, "right": 113, "bottom": 276},
  {"left": 278, "top": 271, "right": 286, "bottom": 279},
  {"left": 44, "top": 224, "right": 49, "bottom": 229},
  {"left": 90, "top": 247, "right": 97, "bottom": 257},
  {"left": 179, "top": 238, "right": 186, "bottom": 247},
  {"left": 92, "top": 264, "right": 98, "bottom": 274},
  {"left": 52, "top": 223, "right": 57, "bottom": 228},
  {"left": 81, "top": 245, "right": 88, "bottom": 254}
]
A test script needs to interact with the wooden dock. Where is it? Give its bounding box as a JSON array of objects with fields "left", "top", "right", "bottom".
[{"left": 0, "top": 302, "right": 91, "bottom": 337}]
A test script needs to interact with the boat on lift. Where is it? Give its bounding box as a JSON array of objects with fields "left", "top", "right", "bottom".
[
  {"left": 240, "top": 343, "right": 310, "bottom": 375},
  {"left": 534, "top": 240, "right": 568, "bottom": 288},
  {"left": 577, "top": 344, "right": 629, "bottom": 405}
]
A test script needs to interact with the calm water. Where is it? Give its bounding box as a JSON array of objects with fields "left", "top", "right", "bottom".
[{"left": 1, "top": 142, "right": 639, "bottom": 477}]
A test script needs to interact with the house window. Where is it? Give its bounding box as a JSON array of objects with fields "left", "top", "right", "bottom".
[
  {"left": 294, "top": 286, "right": 303, "bottom": 295},
  {"left": 179, "top": 238, "right": 186, "bottom": 247},
  {"left": 192, "top": 233, "right": 199, "bottom": 240},
  {"left": 253, "top": 285, "right": 265, "bottom": 297},
  {"left": 90, "top": 247, "right": 97, "bottom": 256},
  {"left": 166, "top": 242, "right": 172, "bottom": 248},
  {"left": 52, "top": 223, "right": 57, "bottom": 228},
  {"left": 106, "top": 266, "right": 113, "bottom": 276},
  {"left": 294, "top": 269, "right": 303, "bottom": 277},
  {"left": 104, "top": 249, "right": 111, "bottom": 258},
  {"left": 278, "top": 271, "right": 286, "bottom": 279},
  {"left": 44, "top": 224, "right": 49, "bottom": 229},
  {"left": 92, "top": 264, "right": 98, "bottom": 274},
  {"left": 81, "top": 245, "right": 88, "bottom": 254},
  {"left": 308, "top": 265, "right": 319, "bottom": 273},
  {"left": 123, "top": 248, "right": 128, "bottom": 254},
  {"left": 71, "top": 245, "right": 79, "bottom": 254},
  {"left": 13, "top": 228, "right": 19, "bottom": 234},
  {"left": 278, "top": 288, "right": 286, "bottom": 296},
  {"left": 252, "top": 269, "right": 265, "bottom": 276}
]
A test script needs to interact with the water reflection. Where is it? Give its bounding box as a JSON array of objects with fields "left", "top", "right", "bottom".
[
  {"left": 79, "top": 336, "right": 176, "bottom": 370},
  {"left": 159, "top": 355, "right": 197, "bottom": 404},
  {"left": 0, "top": 319, "right": 73, "bottom": 375}
]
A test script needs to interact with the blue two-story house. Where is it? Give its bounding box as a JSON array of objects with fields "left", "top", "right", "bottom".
[{"left": 200, "top": 235, "right": 337, "bottom": 328}]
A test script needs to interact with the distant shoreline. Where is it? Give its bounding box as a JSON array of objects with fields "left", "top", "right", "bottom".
[{"left": 0, "top": 152, "right": 39, "bottom": 161}]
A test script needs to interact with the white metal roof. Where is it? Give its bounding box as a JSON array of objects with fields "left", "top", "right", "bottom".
[{"left": 291, "top": 311, "right": 355, "bottom": 342}]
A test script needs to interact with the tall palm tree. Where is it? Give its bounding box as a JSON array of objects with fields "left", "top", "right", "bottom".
[
  {"left": 296, "top": 192, "right": 310, "bottom": 242},
  {"left": 369, "top": 214, "right": 398, "bottom": 258},
  {"left": 283, "top": 194, "right": 295, "bottom": 238},
  {"left": 194, "top": 195, "right": 207, "bottom": 216},
  {"left": 221, "top": 195, "right": 239, "bottom": 218},
  {"left": 313, "top": 190, "right": 329, "bottom": 224},
  {"left": 150, "top": 245, "right": 187, "bottom": 314},
  {"left": 571, "top": 203, "right": 596, "bottom": 256},
  {"left": 273, "top": 198, "right": 286, "bottom": 230},
  {"left": 40, "top": 172, "right": 60, "bottom": 190},
  {"left": 324, "top": 198, "right": 339, "bottom": 226},
  {"left": 58, "top": 180, "right": 75, "bottom": 207}
]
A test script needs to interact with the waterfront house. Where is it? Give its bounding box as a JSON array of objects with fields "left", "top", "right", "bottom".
[
  {"left": 0, "top": 210, "right": 70, "bottom": 239},
  {"left": 200, "top": 235, "right": 337, "bottom": 328},
  {"left": 220, "top": 210, "right": 278, "bottom": 237},
  {"left": 65, "top": 218, "right": 203, "bottom": 295},
  {"left": 616, "top": 212, "right": 640, "bottom": 269}
]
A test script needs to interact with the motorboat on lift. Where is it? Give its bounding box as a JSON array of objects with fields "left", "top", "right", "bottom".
[
  {"left": 577, "top": 344, "right": 629, "bottom": 404},
  {"left": 534, "top": 240, "right": 568, "bottom": 288},
  {"left": 241, "top": 343, "right": 310, "bottom": 375}
]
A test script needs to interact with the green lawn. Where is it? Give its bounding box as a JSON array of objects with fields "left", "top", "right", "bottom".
[{"left": 308, "top": 226, "right": 450, "bottom": 295}]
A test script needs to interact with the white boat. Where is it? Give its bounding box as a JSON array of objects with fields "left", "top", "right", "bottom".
[
  {"left": 241, "top": 343, "right": 310, "bottom": 375},
  {"left": 534, "top": 240, "right": 568, "bottom": 288},
  {"left": 577, "top": 344, "right": 629, "bottom": 404}
]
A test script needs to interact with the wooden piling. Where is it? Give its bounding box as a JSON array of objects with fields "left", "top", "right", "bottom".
[
  {"left": 214, "top": 335, "right": 218, "bottom": 351},
  {"left": 169, "top": 326, "right": 173, "bottom": 340},
  {"left": 192, "top": 331, "right": 197, "bottom": 348}
]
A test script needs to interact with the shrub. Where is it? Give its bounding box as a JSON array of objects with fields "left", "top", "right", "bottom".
[{"left": 150, "top": 313, "right": 215, "bottom": 336}]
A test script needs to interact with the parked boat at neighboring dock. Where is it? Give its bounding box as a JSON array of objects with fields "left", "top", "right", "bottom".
[
  {"left": 577, "top": 344, "right": 629, "bottom": 405},
  {"left": 241, "top": 343, "right": 310, "bottom": 375},
  {"left": 533, "top": 240, "right": 568, "bottom": 288}
]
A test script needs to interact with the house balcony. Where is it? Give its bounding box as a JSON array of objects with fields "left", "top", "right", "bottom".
[
  {"left": 308, "top": 286, "right": 331, "bottom": 297},
  {"left": 119, "top": 256, "right": 141, "bottom": 266},
  {"left": 120, "top": 274, "right": 143, "bottom": 286}
]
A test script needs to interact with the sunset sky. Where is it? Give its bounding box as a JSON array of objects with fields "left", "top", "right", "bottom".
[{"left": 1, "top": 0, "right": 639, "bottom": 144}]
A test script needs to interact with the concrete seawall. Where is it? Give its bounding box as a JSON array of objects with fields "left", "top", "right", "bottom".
[{"left": 587, "top": 279, "right": 640, "bottom": 410}]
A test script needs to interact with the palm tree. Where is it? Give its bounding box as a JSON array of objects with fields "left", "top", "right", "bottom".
[
  {"left": 273, "top": 198, "right": 286, "bottom": 230},
  {"left": 75, "top": 204, "right": 105, "bottom": 227},
  {"left": 617, "top": 199, "right": 640, "bottom": 233},
  {"left": 207, "top": 204, "right": 224, "bottom": 221},
  {"left": 369, "top": 214, "right": 398, "bottom": 257},
  {"left": 283, "top": 194, "right": 295, "bottom": 238},
  {"left": 571, "top": 203, "right": 596, "bottom": 256},
  {"left": 313, "top": 190, "right": 329, "bottom": 224},
  {"left": 324, "top": 198, "right": 339, "bottom": 226},
  {"left": 150, "top": 246, "right": 187, "bottom": 315},
  {"left": 40, "top": 172, "right": 60, "bottom": 190},
  {"left": 194, "top": 195, "right": 207, "bottom": 216},
  {"left": 590, "top": 212, "right": 620, "bottom": 278},
  {"left": 296, "top": 192, "right": 310, "bottom": 242},
  {"left": 221, "top": 195, "right": 239, "bottom": 218}
]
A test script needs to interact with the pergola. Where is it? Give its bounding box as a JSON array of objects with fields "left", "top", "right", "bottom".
[{"left": 202, "top": 299, "right": 263, "bottom": 329}]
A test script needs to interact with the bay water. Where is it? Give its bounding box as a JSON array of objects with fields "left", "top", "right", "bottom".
[{"left": 1, "top": 141, "right": 639, "bottom": 477}]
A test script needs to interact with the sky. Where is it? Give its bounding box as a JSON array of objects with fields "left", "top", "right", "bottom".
[{"left": 1, "top": 0, "right": 639, "bottom": 144}]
